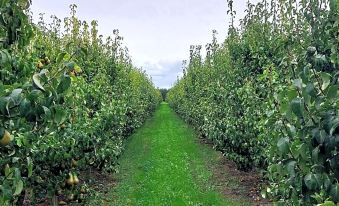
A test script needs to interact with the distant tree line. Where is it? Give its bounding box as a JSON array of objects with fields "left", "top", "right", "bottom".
[{"left": 159, "top": 88, "right": 169, "bottom": 102}]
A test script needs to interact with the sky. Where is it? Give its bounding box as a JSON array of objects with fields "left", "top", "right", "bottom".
[{"left": 30, "top": 0, "right": 257, "bottom": 88}]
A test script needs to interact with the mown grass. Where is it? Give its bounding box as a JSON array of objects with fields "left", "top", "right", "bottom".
[{"left": 89, "top": 103, "right": 250, "bottom": 206}]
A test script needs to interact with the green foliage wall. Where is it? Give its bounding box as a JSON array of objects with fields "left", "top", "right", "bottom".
[
  {"left": 0, "top": 1, "right": 161, "bottom": 204},
  {"left": 168, "top": 0, "right": 338, "bottom": 205}
]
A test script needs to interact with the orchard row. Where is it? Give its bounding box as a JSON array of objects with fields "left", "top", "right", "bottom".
[
  {"left": 0, "top": 1, "right": 161, "bottom": 205},
  {"left": 168, "top": 0, "right": 338, "bottom": 205}
]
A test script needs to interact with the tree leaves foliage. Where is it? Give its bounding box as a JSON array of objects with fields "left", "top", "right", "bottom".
[{"left": 168, "top": 0, "right": 338, "bottom": 205}]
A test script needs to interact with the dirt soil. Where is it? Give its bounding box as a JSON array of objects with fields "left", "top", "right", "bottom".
[{"left": 199, "top": 138, "right": 271, "bottom": 206}]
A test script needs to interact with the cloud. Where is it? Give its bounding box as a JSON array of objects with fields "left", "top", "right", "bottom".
[
  {"left": 137, "top": 60, "right": 183, "bottom": 88},
  {"left": 30, "top": 0, "right": 260, "bottom": 88}
]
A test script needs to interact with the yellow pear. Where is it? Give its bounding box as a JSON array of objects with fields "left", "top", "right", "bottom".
[
  {"left": 66, "top": 173, "right": 74, "bottom": 186},
  {"left": 36, "top": 61, "right": 44, "bottom": 69},
  {"left": 73, "top": 174, "right": 79, "bottom": 185},
  {"left": 0, "top": 130, "right": 11, "bottom": 146}
]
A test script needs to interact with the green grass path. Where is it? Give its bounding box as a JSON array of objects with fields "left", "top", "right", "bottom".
[{"left": 104, "top": 103, "right": 249, "bottom": 206}]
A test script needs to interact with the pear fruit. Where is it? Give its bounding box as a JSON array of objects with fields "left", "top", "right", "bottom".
[{"left": 0, "top": 130, "right": 11, "bottom": 146}]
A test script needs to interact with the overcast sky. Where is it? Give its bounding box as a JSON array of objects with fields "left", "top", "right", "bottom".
[{"left": 30, "top": 0, "right": 257, "bottom": 88}]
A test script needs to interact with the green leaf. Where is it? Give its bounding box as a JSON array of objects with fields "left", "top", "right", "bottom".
[
  {"left": 320, "top": 72, "right": 331, "bottom": 91},
  {"left": 80, "top": 47, "right": 88, "bottom": 56},
  {"left": 0, "top": 97, "right": 8, "bottom": 114},
  {"left": 326, "top": 84, "right": 338, "bottom": 99},
  {"left": 298, "top": 143, "right": 308, "bottom": 160},
  {"left": 56, "top": 52, "right": 68, "bottom": 63},
  {"left": 14, "top": 180, "right": 23, "bottom": 196},
  {"left": 317, "top": 201, "right": 336, "bottom": 206},
  {"left": 330, "top": 184, "right": 339, "bottom": 202},
  {"left": 9, "top": 89, "right": 22, "bottom": 98},
  {"left": 26, "top": 90, "right": 42, "bottom": 102},
  {"left": 9, "top": 89, "right": 23, "bottom": 106},
  {"left": 305, "top": 83, "right": 317, "bottom": 98},
  {"left": 0, "top": 128, "right": 4, "bottom": 137},
  {"left": 27, "top": 157, "right": 33, "bottom": 177},
  {"left": 304, "top": 173, "right": 321, "bottom": 191},
  {"left": 19, "top": 99, "right": 30, "bottom": 116},
  {"left": 290, "top": 97, "right": 303, "bottom": 118},
  {"left": 41, "top": 106, "right": 51, "bottom": 120},
  {"left": 0, "top": 50, "right": 11, "bottom": 64},
  {"left": 329, "top": 0, "right": 337, "bottom": 13},
  {"left": 277, "top": 137, "right": 289, "bottom": 155},
  {"left": 32, "top": 74, "right": 45, "bottom": 91},
  {"left": 53, "top": 106, "right": 66, "bottom": 124},
  {"left": 329, "top": 117, "right": 339, "bottom": 136},
  {"left": 65, "top": 62, "right": 75, "bottom": 71},
  {"left": 293, "top": 79, "right": 303, "bottom": 89},
  {"left": 4, "top": 164, "right": 10, "bottom": 177},
  {"left": 57, "top": 75, "right": 71, "bottom": 93},
  {"left": 330, "top": 155, "right": 339, "bottom": 171},
  {"left": 307, "top": 46, "right": 316, "bottom": 56},
  {"left": 312, "top": 147, "right": 320, "bottom": 162},
  {"left": 287, "top": 88, "right": 298, "bottom": 101},
  {"left": 315, "top": 54, "right": 327, "bottom": 69},
  {"left": 286, "top": 123, "right": 296, "bottom": 138},
  {"left": 286, "top": 160, "right": 296, "bottom": 177}
]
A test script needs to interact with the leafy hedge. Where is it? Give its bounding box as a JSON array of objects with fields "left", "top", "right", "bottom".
[
  {"left": 0, "top": 1, "right": 161, "bottom": 205},
  {"left": 167, "top": 0, "right": 338, "bottom": 205}
]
